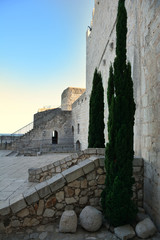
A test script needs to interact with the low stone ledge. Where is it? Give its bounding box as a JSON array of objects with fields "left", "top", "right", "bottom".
[
  {"left": 47, "top": 174, "right": 66, "bottom": 193},
  {"left": 0, "top": 200, "right": 10, "bottom": 216},
  {"left": 96, "top": 148, "right": 105, "bottom": 155},
  {"left": 35, "top": 181, "right": 51, "bottom": 198},
  {"left": 23, "top": 187, "right": 39, "bottom": 205},
  {"left": 0, "top": 155, "right": 144, "bottom": 232},
  {"left": 78, "top": 159, "right": 95, "bottom": 174},
  {"left": 62, "top": 165, "right": 84, "bottom": 183},
  {"left": 10, "top": 194, "right": 27, "bottom": 214}
]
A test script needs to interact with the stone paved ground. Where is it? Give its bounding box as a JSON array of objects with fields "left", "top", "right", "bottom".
[
  {"left": 1, "top": 221, "right": 160, "bottom": 240},
  {"left": 0, "top": 151, "right": 72, "bottom": 202}
]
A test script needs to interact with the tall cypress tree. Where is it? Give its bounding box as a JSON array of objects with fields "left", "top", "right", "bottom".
[
  {"left": 101, "top": 0, "right": 137, "bottom": 226},
  {"left": 88, "top": 69, "right": 105, "bottom": 148}
]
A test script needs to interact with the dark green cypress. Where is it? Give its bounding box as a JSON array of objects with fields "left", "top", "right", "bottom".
[
  {"left": 101, "top": 0, "right": 137, "bottom": 226},
  {"left": 88, "top": 69, "right": 105, "bottom": 148}
]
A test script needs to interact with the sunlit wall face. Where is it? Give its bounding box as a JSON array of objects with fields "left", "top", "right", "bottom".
[{"left": 0, "top": 0, "right": 94, "bottom": 133}]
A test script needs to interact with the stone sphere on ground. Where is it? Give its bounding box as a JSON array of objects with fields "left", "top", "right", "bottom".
[
  {"left": 135, "top": 217, "right": 157, "bottom": 238},
  {"left": 79, "top": 206, "right": 102, "bottom": 232},
  {"left": 59, "top": 210, "right": 77, "bottom": 233}
]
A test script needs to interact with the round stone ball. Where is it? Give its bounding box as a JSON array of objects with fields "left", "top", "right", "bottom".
[{"left": 79, "top": 206, "right": 102, "bottom": 232}]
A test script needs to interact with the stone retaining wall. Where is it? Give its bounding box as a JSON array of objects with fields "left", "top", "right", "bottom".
[
  {"left": 28, "top": 148, "right": 105, "bottom": 182},
  {"left": 0, "top": 155, "right": 143, "bottom": 233}
]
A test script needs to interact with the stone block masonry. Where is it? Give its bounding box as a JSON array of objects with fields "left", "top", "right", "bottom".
[
  {"left": 28, "top": 148, "right": 105, "bottom": 182},
  {"left": 0, "top": 152, "right": 143, "bottom": 232}
]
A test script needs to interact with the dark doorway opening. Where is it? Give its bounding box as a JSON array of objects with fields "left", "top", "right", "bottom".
[
  {"left": 76, "top": 140, "right": 81, "bottom": 151},
  {"left": 52, "top": 131, "right": 58, "bottom": 144}
]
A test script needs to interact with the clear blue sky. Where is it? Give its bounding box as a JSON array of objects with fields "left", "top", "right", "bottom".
[{"left": 0, "top": 0, "right": 94, "bottom": 133}]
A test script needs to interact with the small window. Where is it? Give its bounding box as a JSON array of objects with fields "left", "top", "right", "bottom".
[{"left": 77, "top": 124, "right": 80, "bottom": 134}]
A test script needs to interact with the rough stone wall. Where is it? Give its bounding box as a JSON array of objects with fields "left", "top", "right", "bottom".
[
  {"left": 72, "top": 92, "right": 89, "bottom": 150},
  {"left": 61, "top": 87, "right": 85, "bottom": 111},
  {"left": 13, "top": 110, "right": 74, "bottom": 153},
  {"left": 34, "top": 108, "right": 61, "bottom": 128},
  {"left": 0, "top": 154, "right": 143, "bottom": 232},
  {"left": 82, "top": 0, "right": 160, "bottom": 230},
  {"left": 28, "top": 149, "right": 105, "bottom": 182}
]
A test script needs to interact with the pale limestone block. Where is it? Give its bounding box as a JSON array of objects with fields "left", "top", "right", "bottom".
[
  {"left": 24, "top": 187, "right": 39, "bottom": 205},
  {"left": 35, "top": 181, "right": 51, "bottom": 198},
  {"left": 0, "top": 200, "right": 10, "bottom": 216},
  {"left": 37, "top": 200, "right": 44, "bottom": 216},
  {"left": 81, "top": 179, "right": 88, "bottom": 188},
  {"left": 84, "top": 148, "right": 97, "bottom": 154},
  {"left": 47, "top": 173, "right": 66, "bottom": 193},
  {"left": 96, "top": 148, "right": 105, "bottom": 155},
  {"left": 68, "top": 180, "right": 80, "bottom": 188},
  {"left": 56, "top": 191, "right": 64, "bottom": 202},
  {"left": 10, "top": 194, "right": 27, "bottom": 214},
  {"left": 114, "top": 225, "right": 135, "bottom": 240},
  {"left": 56, "top": 166, "right": 61, "bottom": 173},
  {"left": 65, "top": 197, "right": 77, "bottom": 204},
  {"left": 79, "top": 196, "right": 88, "bottom": 205},
  {"left": 62, "top": 165, "right": 84, "bottom": 183},
  {"left": 59, "top": 210, "right": 77, "bottom": 233},
  {"left": 78, "top": 159, "right": 95, "bottom": 174},
  {"left": 43, "top": 209, "right": 55, "bottom": 217},
  {"left": 17, "top": 208, "right": 29, "bottom": 218}
]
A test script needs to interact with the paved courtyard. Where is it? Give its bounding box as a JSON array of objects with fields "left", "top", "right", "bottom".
[{"left": 0, "top": 150, "right": 71, "bottom": 202}]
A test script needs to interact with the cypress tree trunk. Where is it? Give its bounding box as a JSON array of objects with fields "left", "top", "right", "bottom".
[
  {"left": 88, "top": 69, "right": 105, "bottom": 148},
  {"left": 101, "top": 0, "right": 137, "bottom": 226}
]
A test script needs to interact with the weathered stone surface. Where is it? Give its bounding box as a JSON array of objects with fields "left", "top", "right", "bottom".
[
  {"left": 11, "top": 220, "right": 21, "bottom": 227},
  {"left": 79, "top": 206, "right": 102, "bottom": 232},
  {"left": 47, "top": 174, "right": 66, "bottom": 193},
  {"left": 59, "top": 210, "right": 77, "bottom": 233},
  {"left": 68, "top": 180, "right": 80, "bottom": 188},
  {"left": 35, "top": 181, "right": 51, "bottom": 198},
  {"left": 37, "top": 200, "right": 44, "bottom": 216},
  {"left": 43, "top": 209, "right": 55, "bottom": 217},
  {"left": 96, "top": 148, "right": 105, "bottom": 155},
  {"left": 78, "top": 159, "right": 95, "bottom": 174},
  {"left": 0, "top": 200, "right": 10, "bottom": 216},
  {"left": 79, "top": 196, "right": 88, "bottom": 205},
  {"left": 17, "top": 208, "right": 29, "bottom": 218},
  {"left": 65, "top": 197, "right": 77, "bottom": 204},
  {"left": 135, "top": 218, "right": 157, "bottom": 238},
  {"left": 81, "top": 179, "right": 88, "bottom": 188},
  {"left": 10, "top": 194, "right": 27, "bottom": 214},
  {"left": 24, "top": 187, "right": 39, "bottom": 205},
  {"left": 114, "top": 225, "right": 135, "bottom": 240},
  {"left": 56, "top": 203, "right": 64, "bottom": 210},
  {"left": 23, "top": 217, "right": 40, "bottom": 227},
  {"left": 64, "top": 186, "right": 74, "bottom": 197},
  {"left": 62, "top": 165, "right": 84, "bottom": 183},
  {"left": 56, "top": 191, "right": 64, "bottom": 202},
  {"left": 45, "top": 196, "right": 57, "bottom": 208}
]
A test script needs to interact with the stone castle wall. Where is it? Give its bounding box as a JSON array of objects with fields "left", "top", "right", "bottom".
[
  {"left": 61, "top": 87, "right": 85, "bottom": 111},
  {"left": 72, "top": 92, "right": 89, "bottom": 150},
  {"left": 77, "top": 0, "right": 160, "bottom": 230}
]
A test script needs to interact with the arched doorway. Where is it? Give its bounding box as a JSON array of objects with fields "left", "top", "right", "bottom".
[
  {"left": 76, "top": 140, "right": 81, "bottom": 151},
  {"left": 52, "top": 131, "right": 58, "bottom": 144}
]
